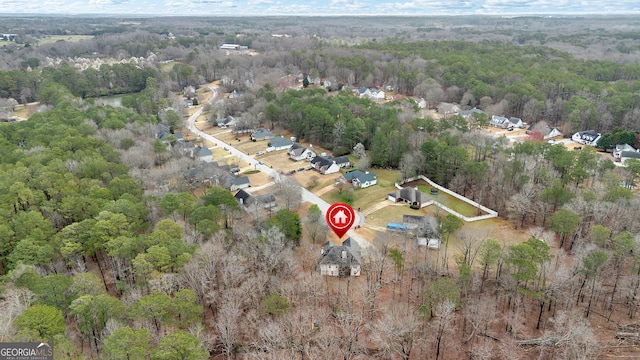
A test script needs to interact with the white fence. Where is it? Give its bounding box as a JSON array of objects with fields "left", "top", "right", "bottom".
[{"left": 396, "top": 176, "right": 498, "bottom": 222}]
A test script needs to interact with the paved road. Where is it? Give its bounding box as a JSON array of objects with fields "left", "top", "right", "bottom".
[{"left": 187, "top": 86, "right": 372, "bottom": 250}]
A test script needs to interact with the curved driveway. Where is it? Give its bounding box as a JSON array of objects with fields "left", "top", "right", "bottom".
[{"left": 187, "top": 86, "right": 372, "bottom": 250}]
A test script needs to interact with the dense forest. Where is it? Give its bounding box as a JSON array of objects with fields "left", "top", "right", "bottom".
[{"left": 1, "top": 15, "right": 640, "bottom": 359}]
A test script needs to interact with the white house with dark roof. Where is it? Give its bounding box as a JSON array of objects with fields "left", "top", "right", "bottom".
[
  {"left": 266, "top": 136, "right": 294, "bottom": 152},
  {"left": 319, "top": 238, "right": 361, "bottom": 277},
  {"left": 613, "top": 144, "right": 636, "bottom": 159},
  {"left": 332, "top": 156, "right": 351, "bottom": 168},
  {"left": 288, "top": 143, "right": 316, "bottom": 161},
  {"left": 341, "top": 170, "right": 377, "bottom": 188},
  {"left": 508, "top": 117, "right": 525, "bottom": 128},
  {"left": 216, "top": 116, "right": 237, "bottom": 128},
  {"left": 310, "top": 156, "right": 340, "bottom": 174},
  {"left": 572, "top": 130, "right": 601, "bottom": 146},
  {"left": 620, "top": 150, "right": 640, "bottom": 165},
  {"left": 490, "top": 115, "right": 509, "bottom": 128},
  {"left": 230, "top": 176, "right": 251, "bottom": 191}
]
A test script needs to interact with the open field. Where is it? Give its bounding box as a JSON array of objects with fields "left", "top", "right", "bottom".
[{"left": 37, "top": 35, "right": 94, "bottom": 45}]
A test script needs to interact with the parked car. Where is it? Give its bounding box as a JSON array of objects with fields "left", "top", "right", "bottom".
[
  {"left": 256, "top": 151, "right": 265, "bottom": 156},
  {"left": 298, "top": 167, "right": 305, "bottom": 172},
  {"left": 305, "top": 165, "right": 314, "bottom": 170}
]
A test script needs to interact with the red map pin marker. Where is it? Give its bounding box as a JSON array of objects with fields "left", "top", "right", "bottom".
[{"left": 326, "top": 202, "right": 356, "bottom": 239}]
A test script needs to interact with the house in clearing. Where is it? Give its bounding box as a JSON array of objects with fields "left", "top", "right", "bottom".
[
  {"left": 572, "top": 130, "right": 601, "bottom": 146},
  {"left": 526, "top": 121, "right": 562, "bottom": 140},
  {"left": 310, "top": 156, "right": 340, "bottom": 175},
  {"left": 319, "top": 238, "right": 361, "bottom": 277},
  {"left": 288, "top": 143, "right": 316, "bottom": 161},
  {"left": 267, "top": 136, "right": 294, "bottom": 152},
  {"left": 234, "top": 189, "right": 277, "bottom": 212},
  {"left": 508, "top": 117, "right": 525, "bottom": 129},
  {"left": 403, "top": 215, "right": 441, "bottom": 247},
  {"left": 436, "top": 102, "right": 461, "bottom": 116},
  {"left": 458, "top": 107, "right": 485, "bottom": 120},
  {"left": 490, "top": 115, "right": 509, "bottom": 128},
  {"left": 216, "top": 116, "right": 237, "bottom": 128},
  {"left": 388, "top": 187, "right": 432, "bottom": 208},
  {"left": 229, "top": 176, "right": 251, "bottom": 191},
  {"left": 251, "top": 128, "right": 275, "bottom": 141},
  {"left": 341, "top": 170, "right": 377, "bottom": 188},
  {"left": 613, "top": 144, "right": 636, "bottom": 159},
  {"left": 620, "top": 150, "right": 640, "bottom": 165}
]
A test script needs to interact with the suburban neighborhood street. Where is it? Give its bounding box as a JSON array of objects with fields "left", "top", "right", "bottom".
[{"left": 187, "top": 86, "right": 372, "bottom": 250}]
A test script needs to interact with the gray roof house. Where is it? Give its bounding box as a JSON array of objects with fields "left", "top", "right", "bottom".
[
  {"left": 490, "top": 115, "right": 509, "bottom": 128},
  {"left": 341, "top": 170, "right": 377, "bottom": 188},
  {"left": 230, "top": 176, "right": 251, "bottom": 191},
  {"left": 403, "top": 215, "right": 441, "bottom": 247},
  {"left": 458, "top": 107, "right": 485, "bottom": 119},
  {"left": 288, "top": 144, "right": 316, "bottom": 161},
  {"left": 251, "top": 128, "right": 275, "bottom": 141},
  {"left": 613, "top": 144, "right": 636, "bottom": 159},
  {"left": 332, "top": 156, "right": 351, "bottom": 168},
  {"left": 319, "top": 238, "right": 361, "bottom": 277},
  {"left": 621, "top": 150, "right": 640, "bottom": 165},
  {"left": 571, "top": 130, "right": 601, "bottom": 146},
  {"left": 388, "top": 187, "right": 432, "bottom": 208},
  {"left": 234, "top": 189, "right": 277, "bottom": 210},
  {"left": 267, "top": 136, "right": 294, "bottom": 152},
  {"left": 508, "top": 117, "right": 524, "bottom": 128},
  {"left": 310, "top": 156, "right": 340, "bottom": 175},
  {"left": 216, "top": 116, "right": 237, "bottom": 128}
]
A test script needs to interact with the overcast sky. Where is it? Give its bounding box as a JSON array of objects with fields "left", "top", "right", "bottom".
[{"left": 0, "top": 0, "right": 639, "bottom": 16}]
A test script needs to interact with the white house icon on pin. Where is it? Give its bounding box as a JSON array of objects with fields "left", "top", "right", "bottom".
[{"left": 333, "top": 210, "right": 348, "bottom": 225}]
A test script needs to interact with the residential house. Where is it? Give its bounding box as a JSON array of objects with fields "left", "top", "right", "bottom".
[
  {"left": 613, "top": 144, "right": 636, "bottom": 159},
  {"left": 333, "top": 156, "right": 351, "bottom": 169},
  {"left": 230, "top": 176, "right": 251, "bottom": 191},
  {"left": 220, "top": 44, "right": 241, "bottom": 50},
  {"left": 319, "top": 238, "right": 361, "bottom": 277},
  {"left": 357, "top": 87, "right": 386, "bottom": 101},
  {"left": 185, "top": 162, "right": 230, "bottom": 185},
  {"left": 234, "top": 189, "right": 277, "bottom": 211},
  {"left": 388, "top": 187, "right": 432, "bottom": 208},
  {"left": 251, "top": 128, "right": 275, "bottom": 141},
  {"left": 458, "top": 107, "right": 485, "bottom": 120},
  {"left": 288, "top": 144, "right": 316, "bottom": 161},
  {"left": 572, "top": 130, "right": 602, "bottom": 146},
  {"left": 436, "top": 102, "right": 461, "bottom": 116},
  {"left": 341, "top": 170, "right": 377, "bottom": 188},
  {"left": 508, "top": 117, "right": 525, "bottom": 129},
  {"left": 526, "top": 121, "right": 562, "bottom": 139},
  {"left": 216, "top": 116, "right": 237, "bottom": 128},
  {"left": 310, "top": 156, "right": 340, "bottom": 175},
  {"left": 416, "top": 98, "right": 427, "bottom": 109},
  {"left": 620, "top": 150, "right": 640, "bottom": 165},
  {"left": 267, "top": 136, "right": 294, "bottom": 152},
  {"left": 490, "top": 115, "right": 509, "bottom": 128}
]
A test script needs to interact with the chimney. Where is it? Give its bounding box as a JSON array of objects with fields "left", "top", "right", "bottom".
[{"left": 341, "top": 250, "right": 347, "bottom": 259}]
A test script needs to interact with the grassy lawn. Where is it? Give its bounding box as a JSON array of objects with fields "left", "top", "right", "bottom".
[
  {"left": 367, "top": 205, "right": 434, "bottom": 228},
  {"left": 416, "top": 184, "right": 485, "bottom": 217}
]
